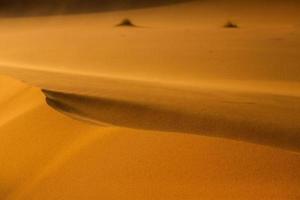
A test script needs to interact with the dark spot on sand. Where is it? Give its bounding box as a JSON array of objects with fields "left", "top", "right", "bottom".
[
  {"left": 116, "top": 18, "right": 136, "bottom": 27},
  {"left": 224, "top": 21, "right": 239, "bottom": 28}
]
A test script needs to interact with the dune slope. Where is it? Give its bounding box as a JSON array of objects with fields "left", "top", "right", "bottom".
[
  {"left": 1, "top": 77, "right": 300, "bottom": 200},
  {"left": 1, "top": 63, "right": 300, "bottom": 152},
  {"left": 0, "top": 0, "right": 300, "bottom": 151},
  {"left": 0, "top": 0, "right": 300, "bottom": 199}
]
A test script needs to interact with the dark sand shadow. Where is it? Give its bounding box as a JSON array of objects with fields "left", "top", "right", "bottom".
[
  {"left": 0, "top": 0, "right": 196, "bottom": 17},
  {"left": 43, "top": 89, "right": 300, "bottom": 153}
]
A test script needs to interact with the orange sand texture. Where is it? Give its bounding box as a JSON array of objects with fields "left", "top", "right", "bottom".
[{"left": 0, "top": 0, "right": 300, "bottom": 199}]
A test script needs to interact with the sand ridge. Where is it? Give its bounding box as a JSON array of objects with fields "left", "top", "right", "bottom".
[{"left": 1, "top": 64, "right": 299, "bottom": 152}]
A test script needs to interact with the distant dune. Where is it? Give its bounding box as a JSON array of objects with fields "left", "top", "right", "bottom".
[
  {"left": 2, "top": 64, "right": 299, "bottom": 152},
  {"left": 0, "top": 0, "right": 193, "bottom": 16}
]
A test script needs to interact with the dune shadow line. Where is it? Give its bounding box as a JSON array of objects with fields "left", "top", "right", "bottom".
[{"left": 42, "top": 89, "right": 300, "bottom": 153}]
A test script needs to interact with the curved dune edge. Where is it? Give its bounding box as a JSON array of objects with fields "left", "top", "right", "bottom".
[
  {"left": 0, "top": 75, "right": 107, "bottom": 199},
  {"left": 43, "top": 88, "right": 300, "bottom": 153},
  {"left": 0, "top": 65, "right": 299, "bottom": 152},
  {"left": 1, "top": 76, "right": 299, "bottom": 200},
  {"left": 0, "top": 76, "right": 298, "bottom": 200},
  {"left": 41, "top": 80, "right": 300, "bottom": 152}
]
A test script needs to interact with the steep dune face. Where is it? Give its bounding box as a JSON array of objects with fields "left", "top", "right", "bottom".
[
  {"left": 1, "top": 78, "right": 300, "bottom": 200},
  {"left": 0, "top": 76, "right": 106, "bottom": 199},
  {"left": 43, "top": 84, "right": 300, "bottom": 152},
  {"left": 1, "top": 65, "right": 300, "bottom": 151}
]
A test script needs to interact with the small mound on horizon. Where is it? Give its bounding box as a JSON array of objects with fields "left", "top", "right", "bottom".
[
  {"left": 116, "top": 18, "right": 137, "bottom": 27},
  {"left": 224, "top": 21, "right": 239, "bottom": 28}
]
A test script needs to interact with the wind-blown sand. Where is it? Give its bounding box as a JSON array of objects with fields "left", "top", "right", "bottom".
[{"left": 0, "top": 0, "right": 300, "bottom": 199}]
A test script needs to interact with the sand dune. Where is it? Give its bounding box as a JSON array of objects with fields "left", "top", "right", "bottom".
[
  {"left": 1, "top": 75, "right": 300, "bottom": 200},
  {"left": 43, "top": 86, "right": 300, "bottom": 152},
  {"left": 0, "top": 0, "right": 300, "bottom": 199},
  {"left": 0, "top": 76, "right": 106, "bottom": 199},
  {"left": 1, "top": 64, "right": 299, "bottom": 152}
]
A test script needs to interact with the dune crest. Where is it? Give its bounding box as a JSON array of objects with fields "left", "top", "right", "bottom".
[
  {"left": 0, "top": 64, "right": 299, "bottom": 152},
  {"left": 42, "top": 83, "right": 300, "bottom": 153}
]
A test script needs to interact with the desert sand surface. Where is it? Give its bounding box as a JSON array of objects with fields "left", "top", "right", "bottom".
[{"left": 0, "top": 0, "right": 300, "bottom": 199}]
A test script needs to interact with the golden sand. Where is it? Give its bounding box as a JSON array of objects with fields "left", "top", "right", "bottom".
[{"left": 0, "top": 1, "right": 299, "bottom": 199}]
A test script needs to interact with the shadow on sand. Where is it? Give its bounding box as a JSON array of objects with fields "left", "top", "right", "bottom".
[
  {"left": 0, "top": 0, "right": 195, "bottom": 17},
  {"left": 42, "top": 89, "right": 300, "bottom": 153}
]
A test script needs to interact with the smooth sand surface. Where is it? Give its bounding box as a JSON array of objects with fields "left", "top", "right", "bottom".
[
  {"left": 1, "top": 76, "right": 300, "bottom": 200},
  {"left": 0, "top": 0, "right": 300, "bottom": 199}
]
